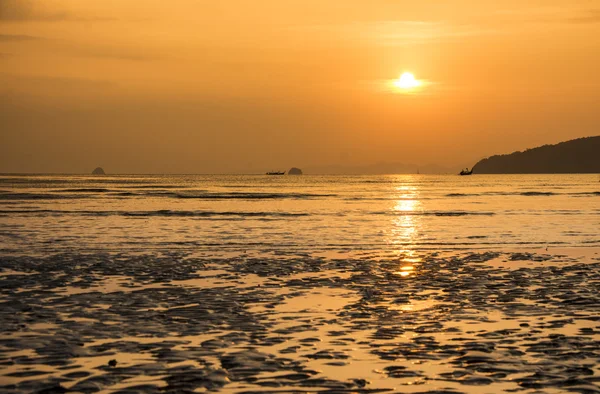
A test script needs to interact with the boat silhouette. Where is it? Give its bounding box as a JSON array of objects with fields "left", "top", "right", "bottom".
[
  {"left": 459, "top": 168, "right": 473, "bottom": 176},
  {"left": 266, "top": 171, "right": 285, "bottom": 175}
]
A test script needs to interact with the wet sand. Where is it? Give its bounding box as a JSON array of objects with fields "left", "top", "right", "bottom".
[{"left": 1, "top": 248, "right": 600, "bottom": 393}]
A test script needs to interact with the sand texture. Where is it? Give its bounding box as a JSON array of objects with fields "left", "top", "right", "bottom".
[{"left": 1, "top": 250, "right": 600, "bottom": 393}]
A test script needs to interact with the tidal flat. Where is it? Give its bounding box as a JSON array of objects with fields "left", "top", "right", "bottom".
[{"left": 1, "top": 249, "right": 600, "bottom": 394}]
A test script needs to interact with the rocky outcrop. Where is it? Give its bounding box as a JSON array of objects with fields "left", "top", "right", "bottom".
[
  {"left": 288, "top": 167, "right": 303, "bottom": 175},
  {"left": 92, "top": 167, "right": 106, "bottom": 175},
  {"left": 472, "top": 136, "right": 600, "bottom": 174}
]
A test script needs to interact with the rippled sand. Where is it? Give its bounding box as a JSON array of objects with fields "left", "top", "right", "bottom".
[{"left": 1, "top": 249, "right": 600, "bottom": 393}]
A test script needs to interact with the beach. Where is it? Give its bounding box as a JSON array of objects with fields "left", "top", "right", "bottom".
[
  {"left": 1, "top": 174, "right": 599, "bottom": 393},
  {"left": 4, "top": 0, "right": 600, "bottom": 390}
]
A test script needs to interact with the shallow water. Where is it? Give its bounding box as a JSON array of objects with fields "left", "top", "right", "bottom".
[
  {"left": 1, "top": 174, "right": 599, "bottom": 393},
  {"left": 1, "top": 250, "right": 599, "bottom": 393},
  {"left": 0, "top": 174, "right": 598, "bottom": 255}
]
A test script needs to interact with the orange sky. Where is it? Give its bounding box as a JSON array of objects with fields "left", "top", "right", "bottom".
[{"left": 1, "top": 0, "right": 599, "bottom": 173}]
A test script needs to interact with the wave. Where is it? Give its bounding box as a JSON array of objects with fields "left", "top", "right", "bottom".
[
  {"left": 481, "top": 191, "right": 597, "bottom": 197},
  {"left": 0, "top": 209, "right": 309, "bottom": 218},
  {"left": 0, "top": 190, "right": 336, "bottom": 201},
  {"left": 122, "top": 210, "right": 309, "bottom": 218},
  {"left": 368, "top": 210, "right": 495, "bottom": 217},
  {"left": 103, "top": 240, "right": 575, "bottom": 248},
  {"left": 127, "top": 185, "right": 189, "bottom": 189},
  {"left": 446, "top": 193, "right": 481, "bottom": 197},
  {"left": 0, "top": 208, "right": 496, "bottom": 217},
  {"left": 354, "top": 191, "right": 597, "bottom": 200},
  {"left": 0, "top": 178, "right": 70, "bottom": 185},
  {"left": 431, "top": 211, "right": 494, "bottom": 216},
  {"left": 344, "top": 196, "right": 427, "bottom": 201},
  {"left": 520, "top": 191, "right": 556, "bottom": 196},
  {"left": 455, "top": 191, "right": 599, "bottom": 197},
  {"left": 58, "top": 188, "right": 112, "bottom": 193},
  {"left": 0, "top": 193, "right": 79, "bottom": 200},
  {"left": 155, "top": 191, "right": 336, "bottom": 200}
]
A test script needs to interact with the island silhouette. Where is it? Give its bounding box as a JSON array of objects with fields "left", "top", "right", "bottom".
[{"left": 472, "top": 136, "right": 599, "bottom": 174}]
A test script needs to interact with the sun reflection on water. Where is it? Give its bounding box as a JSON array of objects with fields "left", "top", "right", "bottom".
[
  {"left": 387, "top": 181, "right": 423, "bottom": 254},
  {"left": 394, "top": 265, "right": 414, "bottom": 277}
]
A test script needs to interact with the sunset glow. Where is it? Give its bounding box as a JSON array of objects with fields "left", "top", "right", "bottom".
[
  {"left": 394, "top": 72, "right": 421, "bottom": 90},
  {"left": 1, "top": 1, "right": 599, "bottom": 392},
  {"left": 0, "top": 1, "right": 598, "bottom": 173}
]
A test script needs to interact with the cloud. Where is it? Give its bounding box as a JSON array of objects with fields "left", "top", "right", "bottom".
[
  {"left": 0, "top": 72, "right": 117, "bottom": 103},
  {"left": 0, "top": 0, "right": 113, "bottom": 22},
  {"left": 0, "top": 34, "right": 39, "bottom": 41},
  {"left": 568, "top": 9, "right": 600, "bottom": 24},
  {"left": 0, "top": 0, "right": 68, "bottom": 21},
  {"left": 0, "top": 33, "right": 155, "bottom": 62},
  {"left": 364, "top": 21, "right": 498, "bottom": 45},
  {"left": 494, "top": 7, "right": 600, "bottom": 26},
  {"left": 64, "top": 46, "right": 157, "bottom": 62},
  {"left": 0, "top": 72, "right": 115, "bottom": 89},
  {"left": 38, "top": 39, "right": 158, "bottom": 62},
  {"left": 297, "top": 20, "right": 498, "bottom": 47}
]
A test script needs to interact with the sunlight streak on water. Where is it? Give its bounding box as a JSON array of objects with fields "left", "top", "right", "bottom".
[
  {"left": 0, "top": 174, "right": 598, "bottom": 255},
  {"left": 388, "top": 182, "right": 422, "bottom": 253}
]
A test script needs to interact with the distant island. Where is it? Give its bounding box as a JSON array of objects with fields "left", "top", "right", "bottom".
[
  {"left": 472, "top": 136, "right": 600, "bottom": 174},
  {"left": 92, "top": 167, "right": 106, "bottom": 175}
]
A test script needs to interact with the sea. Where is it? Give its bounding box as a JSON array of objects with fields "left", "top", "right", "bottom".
[
  {"left": 1, "top": 173, "right": 600, "bottom": 393},
  {"left": 1, "top": 173, "right": 598, "bottom": 255}
]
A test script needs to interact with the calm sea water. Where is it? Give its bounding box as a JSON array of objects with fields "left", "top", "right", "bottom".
[{"left": 0, "top": 174, "right": 598, "bottom": 255}]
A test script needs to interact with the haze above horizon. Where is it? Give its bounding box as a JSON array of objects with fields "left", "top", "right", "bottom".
[{"left": 1, "top": 0, "right": 599, "bottom": 173}]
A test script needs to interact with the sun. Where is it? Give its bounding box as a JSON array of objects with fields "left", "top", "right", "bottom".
[{"left": 394, "top": 72, "right": 421, "bottom": 90}]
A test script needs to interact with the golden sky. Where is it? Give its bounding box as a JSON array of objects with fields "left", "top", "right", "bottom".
[{"left": 1, "top": 0, "right": 599, "bottom": 173}]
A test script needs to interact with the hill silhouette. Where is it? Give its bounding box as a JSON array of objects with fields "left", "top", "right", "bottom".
[{"left": 472, "top": 136, "right": 600, "bottom": 174}]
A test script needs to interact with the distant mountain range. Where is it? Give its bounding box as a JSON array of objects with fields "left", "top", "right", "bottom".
[
  {"left": 472, "top": 136, "right": 600, "bottom": 174},
  {"left": 304, "top": 162, "right": 452, "bottom": 175}
]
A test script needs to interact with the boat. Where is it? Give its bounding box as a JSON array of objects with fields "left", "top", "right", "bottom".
[
  {"left": 266, "top": 171, "right": 285, "bottom": 175},
  {"left": 459, "top": 168, "right": 473, "bottom": 176}
]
